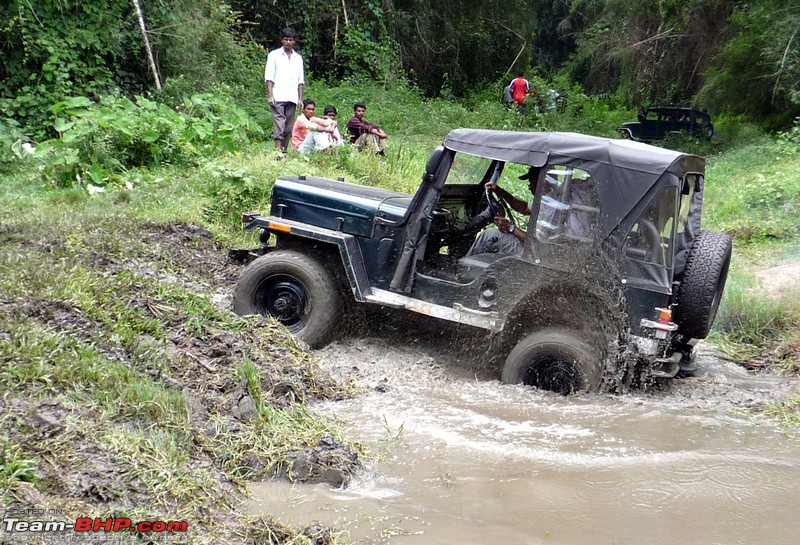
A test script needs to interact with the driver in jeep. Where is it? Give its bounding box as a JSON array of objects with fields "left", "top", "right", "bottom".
[{"left": 466, "top": 167, "right": 539, "bottom": 256}]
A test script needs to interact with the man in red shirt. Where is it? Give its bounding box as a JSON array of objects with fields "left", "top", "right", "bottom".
[{"left": 509, "top": 70, "right": 531, "bottom": 115}]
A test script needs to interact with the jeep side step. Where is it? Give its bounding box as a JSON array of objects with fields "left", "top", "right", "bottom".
[{"left": 365, "top": 288, "right": 500, "bottom": 331}]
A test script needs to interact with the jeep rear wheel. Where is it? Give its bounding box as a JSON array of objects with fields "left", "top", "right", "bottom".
[
  {"left": 673, "top": 230, "right": 732, "bottom": 339},
  {"left": 233, "top": 250, "right": 342, "bottom": 348},
  {"left": 502, "top": 329, "right": 603, "bottom": 395}
]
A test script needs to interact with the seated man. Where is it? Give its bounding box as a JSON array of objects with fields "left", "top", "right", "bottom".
[
  {"left": 322, "top": 105, "right": 345, "bottom": 148},
  {"left": 346, "top": 102, "right": 388, "bottom": 154},
  {"left": 466, "top": 167, "right": 539, "bottom": 256},
  {"left": 292, "top": 99, "right": 339, "bottom": 153}
]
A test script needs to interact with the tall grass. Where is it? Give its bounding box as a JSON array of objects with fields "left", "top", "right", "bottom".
[{"left": 702, "top": 124, "right": 800, "bottom": 368}]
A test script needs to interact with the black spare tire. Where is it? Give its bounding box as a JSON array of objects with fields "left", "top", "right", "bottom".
[
  {"left": 233, "top": 250, "right": 342, "bottom": 348},
  {"left": 673, "top": 230, "right": 732, "bottom": 339},
  {"left": 502, "top": 328, "right": 603, "bottom": 395}
]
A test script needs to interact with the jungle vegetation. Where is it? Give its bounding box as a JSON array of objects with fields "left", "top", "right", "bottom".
[
  {"left": 1, "top": 4, "right": 799, "bottom": 541},
  {"left": 1, "top": 0, "right": 799, "bottom": 141}
]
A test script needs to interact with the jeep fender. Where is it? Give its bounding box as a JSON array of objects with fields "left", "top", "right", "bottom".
[
  {"left": 245, "top": 216, "right": 370, "bottom": 302},
  {"left": 490, "top": 282, "right": 626, "bottom": 364}
]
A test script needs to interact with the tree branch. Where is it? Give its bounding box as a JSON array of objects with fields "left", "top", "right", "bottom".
[
  {"left": 490, "top": 22, "right": 526, "bottom": 78},
  {"left": 132, "top": 0, "right": 161, "bottom": 90},
  {"left": 772, "top": 25, "right": 799, "bottom": 105}
]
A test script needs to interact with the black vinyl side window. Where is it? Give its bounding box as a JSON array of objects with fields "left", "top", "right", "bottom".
[{"left": 623, "top": 187, "right": 678, "bottom": 267}]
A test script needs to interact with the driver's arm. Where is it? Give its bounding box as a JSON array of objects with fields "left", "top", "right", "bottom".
[
  {"left": 494, "top": 215, "right": 526, "bottom": 241},
  {"left": 485, "top": 182, "right": 531, "bottom": 215}
]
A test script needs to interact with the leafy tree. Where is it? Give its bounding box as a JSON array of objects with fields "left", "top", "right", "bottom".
[
  {"left": 560, "top": 0, "right": 734, "bottom": 106},
  {"left": 700, "top": 0, "right": 800, "bottom": 126},
  {"left": 0, "top": 0, "right": 141, "bottom": 137},
  {"left": 0, "top": 0, "right": 264, "bottom": 138},
  {"left": 387, "top": 0, "right": 532, "bottom": 96}
]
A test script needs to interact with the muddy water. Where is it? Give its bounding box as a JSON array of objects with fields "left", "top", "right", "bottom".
[{"left": 247, "top": 340, "right": 800, "bottom": 545}]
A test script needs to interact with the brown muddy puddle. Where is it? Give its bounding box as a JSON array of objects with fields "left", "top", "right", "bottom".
[{"left": 246, "top": 342, "right": 800, "bottom": 545}]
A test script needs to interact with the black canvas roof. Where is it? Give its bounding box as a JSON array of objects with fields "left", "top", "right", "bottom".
[{"left": 442, "top": 129, "right": 705, "bottom": 232}]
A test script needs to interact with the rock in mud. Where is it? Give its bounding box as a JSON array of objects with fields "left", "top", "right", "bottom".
[{"left": 288, "top": 435, "right": 359, "bottom": 487}]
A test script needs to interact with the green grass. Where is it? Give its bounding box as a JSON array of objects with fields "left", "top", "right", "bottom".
[
  {"left": 704, "top": 134, "right": 800, "bottom": 242},
  {"left": 0, "top": 438, "right": 38, "bottom": 490},
  {"left": 762, "top": 393, "right": 800, "bottom": 429}
]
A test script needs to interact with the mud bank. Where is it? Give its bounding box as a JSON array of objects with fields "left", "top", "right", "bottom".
[{"left": 0, "top": 221, "right": 359, "bottom": 545}]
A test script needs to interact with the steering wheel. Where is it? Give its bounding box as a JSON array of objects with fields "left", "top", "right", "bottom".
[
  {"left": 482, "top": 186, "right": 513, "bottom": 222},
  {"left": 464, "top": 186, "right": 514, "bottom": 236}
]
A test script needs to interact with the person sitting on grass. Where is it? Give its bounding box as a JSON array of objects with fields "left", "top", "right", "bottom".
[
  {"left": 322, "top": 105, "right": 345, "bottom": 149},
  {"left": 346, "top": 102, "right": 388, "bottom": 155},
  {"left": 291, "top": 99, "right": 340, "bottom": 153}
]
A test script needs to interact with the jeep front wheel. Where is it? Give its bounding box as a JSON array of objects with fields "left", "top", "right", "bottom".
[
  {"left": 502, "top": 328, "right": 603, "bottom": 395},
  {"left": 673, "top": 230, "right": 732, "bottom": 340},
  {"left": 233, "top": 250, "right": 342, "bottom": 348}
]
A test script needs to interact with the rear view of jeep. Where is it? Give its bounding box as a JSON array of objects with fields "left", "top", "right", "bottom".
[{"left": 232, "top": 130, "right": 731, "bottom": 395}]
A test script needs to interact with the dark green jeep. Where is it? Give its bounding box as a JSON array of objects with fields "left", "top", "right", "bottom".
[
  {"left": 233, "top": 129, "right": 731, "bottom": 394},
  {"left": 618, "top": 105, "right": 714, "bottom": 142}
]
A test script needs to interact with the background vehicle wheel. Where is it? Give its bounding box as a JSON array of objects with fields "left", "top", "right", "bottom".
[
  {"left": 673, "top": 230, "right": 732, "bottom": 339},
  {"left": 501, "top": 328, "right": 603, "bottom": 395},
  {"left": 233, "top": 250, "right": 342, "bottom": 348}
]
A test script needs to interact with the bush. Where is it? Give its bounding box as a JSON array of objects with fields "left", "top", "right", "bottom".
[
  {"left": 777, "top": 117, "right": 800, "bottom": 154},
  {"left": 23, "top": 94, "right": 263, "bottom": 188},
  {"left": 0, "top": 118, "right": 32, "bottom": 173}
]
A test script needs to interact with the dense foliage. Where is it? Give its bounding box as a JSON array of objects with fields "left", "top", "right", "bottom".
[
  {"left": 701, "top": 0, "right": 800, "bottom": 129},
  {"left": 1, "top": 0, "right": 799, "bottom": 141}
]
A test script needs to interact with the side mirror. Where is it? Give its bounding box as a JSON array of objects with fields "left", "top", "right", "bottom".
[{"left": 425, "top": 146, "right": 444, "bottom": 179}]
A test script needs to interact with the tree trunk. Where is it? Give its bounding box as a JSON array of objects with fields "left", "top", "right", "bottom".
[{"left": 132, "top": 0, "right": 162, "bottom": 90}]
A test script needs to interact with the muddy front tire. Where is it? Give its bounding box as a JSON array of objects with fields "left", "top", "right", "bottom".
[
  {"left": 233, "top": 250, "right": 342, "bottom": 348},
  {"left": 673, "top": 230, "right": 732, "bottom": 340},
  {"left": 502, "top": 328, "right": 603, "bottom": 395}
]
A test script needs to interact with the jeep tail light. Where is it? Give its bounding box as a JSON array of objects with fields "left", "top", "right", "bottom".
[{"left": 640, "top": 307, "right": 678, "bottom": 340}]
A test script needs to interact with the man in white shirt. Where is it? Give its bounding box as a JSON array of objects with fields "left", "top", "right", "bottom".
[{"left": 265, "top": 28, "right": 305, "bottom": 152}]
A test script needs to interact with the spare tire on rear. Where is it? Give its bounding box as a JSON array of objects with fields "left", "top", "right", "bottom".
[{"left": 673, "top": 230, "right": 732, "bottom": 339}]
